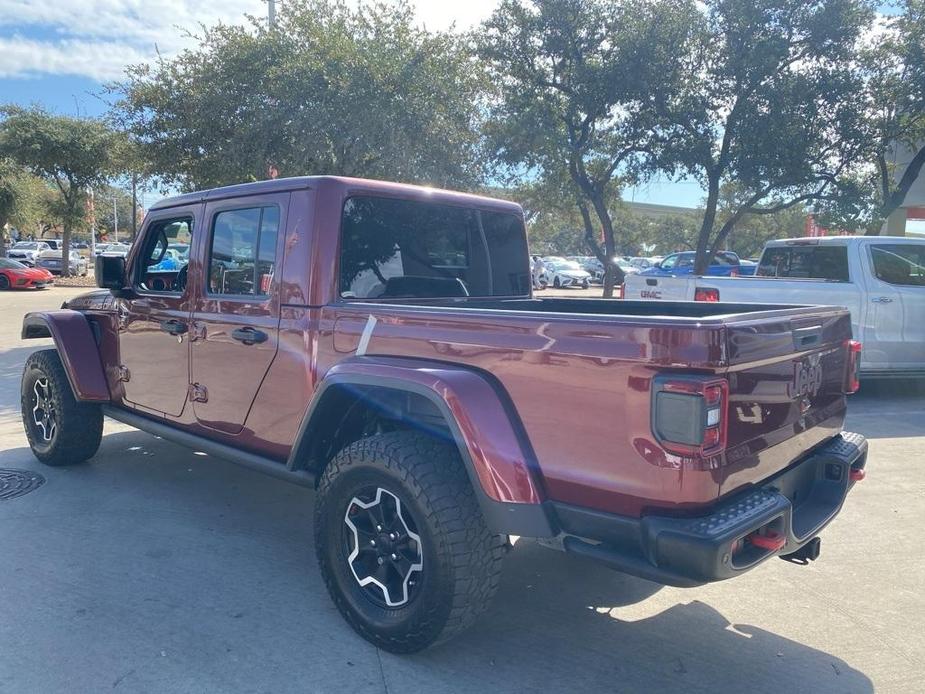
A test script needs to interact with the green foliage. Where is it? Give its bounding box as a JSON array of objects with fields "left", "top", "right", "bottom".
[
  {"left": 652, "top": 0, "right": 874, "bottom": 272},
  {"left": 113, "top": 0, "right": 486, "bottom": 191},
  {"left": 92, "top": 185, "right": 137, "bottom": 242},
  {"left": 0, "top": 163, "right": 60, "bottom": 242},
  {"left": 479, "top": 0, "right": 701, "bottom": 294},
  {"left": 817, "top": 0, "right": 925, "bottom": 233},
  {"left": 0, "top": 106, "right": 123, "bottom": 274}
]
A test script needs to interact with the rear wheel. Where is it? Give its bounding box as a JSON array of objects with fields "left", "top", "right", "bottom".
[
  {"left": 0, "top": 274, "right": 9, "bottom": 290},
  {"left": 553, "top": 276, "right": 561, "bottom": 288},
  {"left": 21, "top": 349, "right": 102, "bottom": 466},
  {"left": 314, "top": 431, "right": 504, "bottom": 653}
]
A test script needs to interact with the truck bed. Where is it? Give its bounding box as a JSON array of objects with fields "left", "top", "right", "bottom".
[{"left": 320, "top": 297, "right": 853, "bottom": 517}]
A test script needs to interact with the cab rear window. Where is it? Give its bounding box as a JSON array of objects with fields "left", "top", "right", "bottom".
[
  {"left": 339, "top": 196, "right": 530, "bottom": 299},
  {"left": 757, "top": 246, "right": 849, "bottom": 281}
]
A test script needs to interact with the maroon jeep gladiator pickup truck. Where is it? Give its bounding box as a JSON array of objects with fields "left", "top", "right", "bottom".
[{"left": 20, "top": 176, "right": 867, "bottom": 652}]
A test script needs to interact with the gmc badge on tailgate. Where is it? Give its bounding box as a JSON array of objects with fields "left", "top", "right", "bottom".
[{"left": 790, "top": 355, "right": 823, "bottom": 399}]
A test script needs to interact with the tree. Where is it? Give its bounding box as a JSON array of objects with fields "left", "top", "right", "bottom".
[
  {"left": 479, "top": 0, "right": 702, "bottom": 296},
  {"left": 0, "top": 159, "right": 19, "bottom": 249},
  {"left": 0, "top": 162, "right": 60, "bottom": 247},
  {"left": 0, "top": 107, "right": 122, "bottom": 275},
  {"left": 820, "top": 0, "right": 925, "bottom": 234},
  {"left": 113, "top": 0, "right": 487, "bottom": 191},
  {"left": 93, "top": 184, "right": 137, "bottom": 243},
  {"left": 653, "top": 0, "right": 874, "bottom": 274}
]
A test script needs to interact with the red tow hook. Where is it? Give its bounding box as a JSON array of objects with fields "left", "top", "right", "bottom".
[
  {"left": 850, "top": 468, "right": 866, "bottom": 482},
  {"left": 749, "top": 530, "right": 786, "bottom": 552}
]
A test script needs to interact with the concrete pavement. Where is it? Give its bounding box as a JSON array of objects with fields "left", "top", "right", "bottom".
[{"left": 1, "top": 286, "right": 923, "bottom": 693}]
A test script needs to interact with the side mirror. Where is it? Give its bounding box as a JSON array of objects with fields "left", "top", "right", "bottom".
[{"left": 96, "top": 254, "right": 130, "bottom": 296}]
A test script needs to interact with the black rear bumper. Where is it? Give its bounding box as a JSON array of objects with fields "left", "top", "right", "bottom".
[{"left": 553, "top": 432, "right": 867, "bottom": 587}]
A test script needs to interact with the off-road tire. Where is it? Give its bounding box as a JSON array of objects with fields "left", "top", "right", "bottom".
[
  {"left": 21, "top": 349, "right": 102, "bottom": 466},
  {"left": 314, "top": 431, "right": 504, "bottom": 653}
]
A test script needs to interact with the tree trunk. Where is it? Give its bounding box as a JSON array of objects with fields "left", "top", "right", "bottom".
[
  {"left": 131, "top": 175, "right": 138, "bottom": 239},
  {"left": 587, "top": 192, "right": 625, "bottom": 298},
  {"left": 694, "top": 172, "right": 720, "bottom": 275},
  {"left": 61, "top": 222, "right": 71, "bottom": 278}
]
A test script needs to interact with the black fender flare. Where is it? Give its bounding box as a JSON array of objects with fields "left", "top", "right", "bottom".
[
  {"left": 289, "top": 357, "right": 555, "bottom": 538},
  {"left": 22, "top": 311, "right": 110, "bottom": 402}
]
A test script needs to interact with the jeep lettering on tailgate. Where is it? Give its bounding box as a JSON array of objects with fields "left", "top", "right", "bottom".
[{"left": 790, "top": 354, "right": 824, "bottom": 399}]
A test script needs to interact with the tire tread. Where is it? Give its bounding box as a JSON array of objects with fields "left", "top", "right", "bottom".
[{"left": 315, "top": 431, "right": 503, "bottom": 652}]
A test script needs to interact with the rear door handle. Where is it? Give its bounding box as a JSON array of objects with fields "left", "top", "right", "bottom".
[
  {"left": 160, "top": 319, "right": 188, "bottom": 335},
  {"left": 871, "top": 297, "right": 893, "bottom": 303},
  {"left": 231, "top": 327, "right": 268, "bottom": 345}
]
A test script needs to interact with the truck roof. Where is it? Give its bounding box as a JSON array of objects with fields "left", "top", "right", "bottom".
[
  {"left": 149, "top": 175, "right": 523, "bottom": 215},
  {"left": 764, "top": 235, "right": 925, "bottom": 247}
]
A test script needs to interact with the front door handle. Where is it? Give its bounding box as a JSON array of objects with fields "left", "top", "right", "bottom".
[
  {"left": 871, "top": 296, "right": 893, "bottom": 303},
  {"left": 231, "top": 327, "right": 268, "bottom": 345},
  {"left": 160, "top": 319, "right": 188, "bottom": 335}
]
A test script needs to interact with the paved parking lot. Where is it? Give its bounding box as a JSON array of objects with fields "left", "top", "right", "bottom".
[{"left": 1, "top": 287, "right": 923, "bottom": 693}]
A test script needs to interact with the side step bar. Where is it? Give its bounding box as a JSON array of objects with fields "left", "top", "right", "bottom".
[{"left": 102, "top": 405, "right": 316, "bottom": 488}]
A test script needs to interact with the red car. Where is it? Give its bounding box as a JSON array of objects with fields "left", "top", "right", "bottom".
[{"left": 0, "top": 258, "right": 54, "bottom": 289}]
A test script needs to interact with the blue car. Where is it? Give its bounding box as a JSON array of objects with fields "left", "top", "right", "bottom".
[{"left": 639, "top": 250, "right": 746, "bottom": 277}]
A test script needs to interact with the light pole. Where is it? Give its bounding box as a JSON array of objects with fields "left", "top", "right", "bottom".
[
  {"left": 112, "top": 195, "right": 118, "bottom": 243},
  {"left": 268, "top": 0, "right": 276, "bottom": 27}
]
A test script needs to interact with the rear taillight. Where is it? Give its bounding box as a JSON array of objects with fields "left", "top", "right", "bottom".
[
  {"left": 651, "top": 376, "right": 728, "bottom": 458},
  {"left": 845, "top": 340, "right": 862, "bottom": 394},
  {"left": 694, "top": 287, "right": 720, "bottom": 302}
]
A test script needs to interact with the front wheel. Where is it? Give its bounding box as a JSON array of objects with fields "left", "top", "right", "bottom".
[
  {"left": 21, "top": 349, "right": 103, "bottom": 466},
  {"left": 0, "top": 274, "right": 9, "bottom": 290},
  {"left": 314, "top": 431, "right": 504, "bottom": 653}
]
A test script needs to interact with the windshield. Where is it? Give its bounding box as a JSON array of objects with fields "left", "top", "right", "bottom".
[
  {"left": 12, "top": 242, "right": 38, "bottom": 249},
  {"left": 0, "top": 258, "right": 26, "bottom": 269},
  {"left": 558, "top": 261, "right": 582, "bottom": 271}
]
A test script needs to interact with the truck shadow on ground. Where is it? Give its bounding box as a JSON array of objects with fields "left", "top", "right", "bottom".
[{"left": 0, "top": 429, "right": 873, "bottom": 694}]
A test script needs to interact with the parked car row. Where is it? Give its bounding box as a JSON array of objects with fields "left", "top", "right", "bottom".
[
  {"left": 530, "top": 254, "right": 645, "bottom": 289},
  {"left": 36, "top": 249, "right": 89, "bottom": 276}
]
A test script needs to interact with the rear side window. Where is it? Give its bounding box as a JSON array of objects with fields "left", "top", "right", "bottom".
[
  {"left": 757, "top": 246, "right": 849, "bottom": 281},
  {"left": 208, "top": 206, "right": 279, "bottom": 296},
  {"left": 871, "top": 244, "right": 925, "bottom": 286},
  {"left": 339, "top": 196, "right": 530, "bottom": 299}
]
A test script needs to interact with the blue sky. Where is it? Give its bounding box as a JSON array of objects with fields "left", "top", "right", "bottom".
[{"left": 0, "top": 1, "right": 897, "bottom": 209}]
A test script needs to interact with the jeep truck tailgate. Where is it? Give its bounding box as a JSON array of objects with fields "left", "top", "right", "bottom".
[{"left": 718, "top": 309, "right": 853, "bottom": 498}]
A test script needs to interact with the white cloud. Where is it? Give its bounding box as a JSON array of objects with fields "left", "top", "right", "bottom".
[
  {"left": 0, "top": 0, "right": 500, "bottom": 81},
  {"left": 0, "top": 36, "right": 148, "bottom": 80},
  {"left": 0, "top": 0, "right": 265, "bottom": 80}
]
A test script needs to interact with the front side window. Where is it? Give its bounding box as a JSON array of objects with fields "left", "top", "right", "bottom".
[
  {"left": 757, "top": 245, "right": 849, "bottom": 281},
  {"left": 207, "top": 206, "right": 279, "bottom": 296},
  {"left": 136, "top": 216, "right": 194, "bottom": 294},
  {"left": 871, "top": 244, "right": 925, "bottom": 286},
  {"left": 339, "top": 196, "right": 530, "bottom": 299}
]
